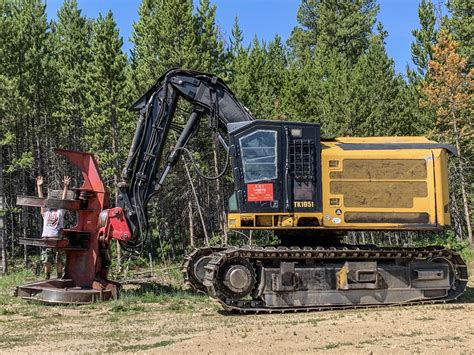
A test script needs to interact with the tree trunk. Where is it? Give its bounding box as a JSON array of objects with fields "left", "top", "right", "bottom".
[
  {"left": 0, "top": 149, "right": 7, "bottom": 275},
  {"left": 212, "top": 139, "right": 227, "bottom": 245},
  {"left": 184, "top": 158, "right": 209, "bottom": 246},
  {"left": 450, "top": 189, "right": 463, "bottom": 239},
  {"left": 188, "top": 200, "right": 195, "bottom": 248},
  {"left": 453, "top": 120, "right": 473, "bottom": 245},
  {"left": 21, "top": 168, "right": 28, "bottom": 268}
]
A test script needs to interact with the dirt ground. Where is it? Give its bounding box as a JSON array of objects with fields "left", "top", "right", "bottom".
[{"left": 1, "top": 263, "right": 473, "bottom": 354}]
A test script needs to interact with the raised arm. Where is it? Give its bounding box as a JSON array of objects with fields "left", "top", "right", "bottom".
[
  {"left": 36, "top": 176, "right": 45, "bottom": 215},
  {"left": 62, "top": 176, "right": 71, "bottom": 200}
]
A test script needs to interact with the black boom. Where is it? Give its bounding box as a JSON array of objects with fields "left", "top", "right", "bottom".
[{"left": 117, "top": 68, "right": 254, "bottom": 250}]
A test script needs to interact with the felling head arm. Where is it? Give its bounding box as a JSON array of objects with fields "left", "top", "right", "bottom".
[
  {"left": 54, "top": 148, "right": 132, "bottom": 243},
  {"left": 54, "top": 148, "right": 107, "bottom": 204}
]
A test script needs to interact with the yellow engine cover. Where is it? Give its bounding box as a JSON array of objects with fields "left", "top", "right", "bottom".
[{"left": 321, "top": 137, "right": 450, "bottom": 230}]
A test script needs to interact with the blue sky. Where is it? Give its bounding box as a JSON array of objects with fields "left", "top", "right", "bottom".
[{"left": 45, "top": 0, "right": 439, "bottom": 75}]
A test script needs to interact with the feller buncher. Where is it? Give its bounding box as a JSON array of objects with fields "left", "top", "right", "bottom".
[{"left": 16, "top": 68, "right": 468, "bottom": 311}]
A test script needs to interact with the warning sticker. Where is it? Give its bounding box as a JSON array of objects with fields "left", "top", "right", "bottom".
[{"left": 247, "top": 183, "right": 274, "bottom": 202}]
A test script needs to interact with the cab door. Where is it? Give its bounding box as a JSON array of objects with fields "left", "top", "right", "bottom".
[{"left": 234, "top": 124, "right": 283, "bottom": 213}]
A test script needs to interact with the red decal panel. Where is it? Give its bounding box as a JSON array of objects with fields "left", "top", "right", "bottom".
[{"left": 247, "top": 183, "right": 274, "bottom": 202}]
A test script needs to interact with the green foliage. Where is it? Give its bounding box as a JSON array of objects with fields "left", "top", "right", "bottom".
[
  {"left": 194, "top": 0, "right": 226, "bottom": 74},
  {"left": 411, "top": 0, "right": 437, "bottom": 77},
  {"left": 51, "top": 0, "right": 92, "bottom": 152},
  {"left": 84, "top": 10, "right": 132, "bottom": 192},
  {"left": 282, "top": 27, "right": 413, "bottom": 138},
  {"left": 1, "top": 0, "right": 473, "bottom": 267},
  {"left": 300, "top": 50, "right": 354, "bottom": 135},
  {"left": 5, "top": 152, "right": 34, "bottom": 174},
  {"left": 1, "top": 0, "right": 56, "bottom": 178},
  {"left": 348, "top": 28, "right": 404, "bottom": 136},
  {"left": 0, "top": 269, "right": 34, "bottom": 305},
  {"left": 230, "top": 35, "right": 287, "bottom": 120},
  {"left": 131, "top": 0, "right": 197, "bottom": 92},
  {"left": 406, "top": 0, "right": 439, "bottom": 136},
  {"left": 288, "top": 0, "right": 379, "bottom": 64},
  {"left": 446, "top": 0, "right": 473, "bottom": 66},
  {"left": 0, "top": 131, "right": 14, "bottom": 147},
  {"left": 412, "top": 232, "right": 474, "bottom": 262},
  {"left": 229, "top": 16, "right": 243, "bottom": 58},
  {"left": 282, "top": 3, "right": 418, "bottom": 138}
]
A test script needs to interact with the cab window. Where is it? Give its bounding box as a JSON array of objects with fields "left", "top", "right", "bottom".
[{"left": 239, "top": 130, "right": 277, "bottom": 183}]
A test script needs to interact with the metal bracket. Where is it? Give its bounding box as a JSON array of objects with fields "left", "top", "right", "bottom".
[
  {"left": 272, "top": 262, "right": 299, "bottom": 291},
  {"left": 337, "top": 261, "right": 379, "bottom": 290}
]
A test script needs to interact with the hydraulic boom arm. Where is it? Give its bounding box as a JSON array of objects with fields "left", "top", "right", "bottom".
[{"left": 116, "top": 68, "right": 254, "bottom": 250}]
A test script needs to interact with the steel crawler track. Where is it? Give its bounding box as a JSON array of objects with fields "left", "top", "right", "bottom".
[
  {"left": 184, "top": 245, "right": 468, "bottom": 313},
  {"left": 183, "top": 247, "right": 225, "bottom": 293}
]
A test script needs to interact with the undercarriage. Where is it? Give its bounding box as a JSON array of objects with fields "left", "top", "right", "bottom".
[{"left": 184, "top": 245, "right": 468, "bottom": 312}]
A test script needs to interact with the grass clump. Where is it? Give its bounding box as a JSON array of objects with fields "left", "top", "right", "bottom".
[
  {"left": 120, "top": 339, "right": 175, "bottom": 351},
  {"left": 318, "top": 342, "right": 353, "bottom": 350},
  {"left": 110, "top": 301, "right": 146, "bottom": 313},
  {"left": 0, "top": 270, "right": 35, "bottom": 305}
]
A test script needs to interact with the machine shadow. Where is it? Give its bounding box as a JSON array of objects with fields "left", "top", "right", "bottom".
[{"left": 458, "top": 285, "right": 474, "bottom": 303}]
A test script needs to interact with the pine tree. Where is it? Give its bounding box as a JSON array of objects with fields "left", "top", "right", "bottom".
[
  {"left": 229, "top": 16, "right": 244, "bottom": 58},
  {"left": 421, "top": 29, "right": 473, "bottom": 244},
  {"left": 0, "top": 0, "right": 18, "bottom": 272},
  {"left": 406, "top": 0, "right": 439, "bottom": 136},
  {"left": 228, "top": 17, "right": 250, "bottom": 99},
  {"left": 280, "top": 59, "right": 316, "bottom": 122},
  {"left": 234, "top": 37, "right": 266, "bottom": 117},
  {"left": 51, "top": 0, "right": 92, "bottom": 153},
  {"left": 288, "top": 0, "right": 379, "bottom": 64},
  {"left": 131, "top": 0, "right": 197, "bottom": 93},
  {"left": 392, "top": 79, "right": 430, "bottom": 136},
  {"left": 194, "top": 0, "right": 226, "bottom": 74},
  {"left": 411, "top": 0, "right": 437, "bottom": 77},
  {"left": 85, "top": 10, "right": 132, "bottom": 192},
  {"left": 0, "top": 0, "right": 57, "bottom": 265},
  {"left": 350, "top": 25, "right": 404, "bottom": 136},
  {"left": 284, "top": 0, "right": 389, "bottom": 138},
  {"left": 229, "top": 35, "right": 287, "bottom": 120},
  {"left": 262, "top": 35, "right": 287, "bottom": 119},
  {"left": 310, "top": 51, "right": 354, "bottom": 137},
  {"left": 446, "top": 0, "right": 473, "bottom": 65}
]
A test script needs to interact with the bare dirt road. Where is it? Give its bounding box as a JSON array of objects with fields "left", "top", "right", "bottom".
[{"left": 1, "top": 263, "right": 473, "bottom": 354}]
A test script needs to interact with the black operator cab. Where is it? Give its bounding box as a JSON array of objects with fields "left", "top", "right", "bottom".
[{"left": 227, "top": 120, "right": 322, "bottom": 228}]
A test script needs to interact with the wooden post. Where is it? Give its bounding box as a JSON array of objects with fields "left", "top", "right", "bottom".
[{"left": 148, "top": 252, "right": 154, "bottom": 277}]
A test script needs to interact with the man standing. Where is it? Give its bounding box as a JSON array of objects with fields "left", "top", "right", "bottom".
[{"left": 36, "top": 175, "right": 70, "bottom": 279}]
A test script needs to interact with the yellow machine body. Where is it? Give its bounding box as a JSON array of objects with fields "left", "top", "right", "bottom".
[{"left": 228, "top": 137, "right": 451, "bottom": 232}]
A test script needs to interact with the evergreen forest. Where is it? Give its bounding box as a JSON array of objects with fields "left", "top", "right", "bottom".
[{"left": 0, "top": 0, "right": 472, "bottom": 273}]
